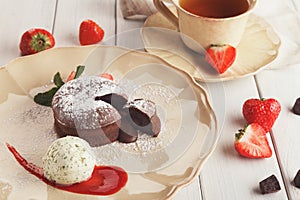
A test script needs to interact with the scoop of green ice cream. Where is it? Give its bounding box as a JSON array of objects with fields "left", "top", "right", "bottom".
[{"left": 43, "top": 136, "right": 96, "bottom": 185}]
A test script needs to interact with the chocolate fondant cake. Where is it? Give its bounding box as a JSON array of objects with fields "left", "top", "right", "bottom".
[
  {"left": 52, "top": 75, "right": 161, "bottom": 146},
  {"left": 52, "top": 76, "right": 127, "bottom": 147}
]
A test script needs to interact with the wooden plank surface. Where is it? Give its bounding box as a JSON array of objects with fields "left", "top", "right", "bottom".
[
  {"left": 255, "top": 65, "right": 300, "bottom": 200},
  {"left": 199, "top": 77, "right": 288, "bottom": 200},
  {"left": 53, "top": 0, "right": 116, "bottom": 47},
  {"left": 0, "top": 0, "right": 56, "bottom": 66},
  {"left": 116, "top": 0, "right": 148, "bottom": 50},
  {"left": 254, "top": 0, "right": 300, "bottom": 199}
]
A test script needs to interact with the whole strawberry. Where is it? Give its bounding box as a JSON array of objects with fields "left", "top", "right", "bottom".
[
  {"left": 205, "top": 44, "right": 236, "bottom": 74},
  {"left": 19, "top": 28, "right": 55, "bottom": 56},
  {"left": 242, "top": 98, "right": 281, "bottom": 133},
  {"left": 234, "top": 123, "right": 272, "bottom": 158},
  {"left": 79, "top": 19, "right": 104, "bottom": 45}
]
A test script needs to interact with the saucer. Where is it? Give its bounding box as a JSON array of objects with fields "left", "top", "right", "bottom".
[{"left": 142, "top": 7, "right": 281, "bottom": 82}]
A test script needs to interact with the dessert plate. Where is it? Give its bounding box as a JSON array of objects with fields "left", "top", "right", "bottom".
[
  {"left": 142, "top": 7, "right": 281, "bottom": 82},
  {"left": 0, "top": 45, "right": 218, "bottom": 199}
]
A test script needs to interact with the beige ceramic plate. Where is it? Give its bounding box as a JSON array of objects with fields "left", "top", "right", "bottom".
[
  {"left": 142, "top": 7, "right": 281, "bottom": 82},
  {"left": 0, "top": 45, "right": 218, "bottom": 200}
]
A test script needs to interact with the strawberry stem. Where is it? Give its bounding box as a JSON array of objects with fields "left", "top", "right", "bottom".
[
  {"left": 31, "top": 33, "right": 50, "bottom": 52},
  {"left": 209, "top": 44, "right": 227, "bottom": 48},
  {"left": 235, "top": 124, "right": 248, "bottom": 140},
  {"left": 235, "top": 131, "right": 244, "bottom": 140}
]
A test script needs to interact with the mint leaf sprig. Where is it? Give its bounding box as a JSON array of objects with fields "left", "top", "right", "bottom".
[{"left": 34, "top": 65, "right": 85, "bottom": 107}]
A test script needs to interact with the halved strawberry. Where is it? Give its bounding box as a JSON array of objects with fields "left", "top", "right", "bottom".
[
  {"left": 100, "top": 73, "right": 113, "bottom": 81},
  {"left": 234, "top": 123, "right": 272, "bottom": 158},
  {"left": 79, "top": 19, "right": 104, "bottom": 45},
  {"left": 34, "top": 65, "right": 85, "bottom": 107},
  {"left": 205, "top": 44, "right": 236, "bottom": 74},
  {"left": 19, "top": 28, "right": 55, "bottom": 56}
]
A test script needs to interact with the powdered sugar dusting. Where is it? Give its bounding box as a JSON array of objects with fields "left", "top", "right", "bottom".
[
  {"left": 52, "top": 76, "right": 124, "bottom": 129},
  {"left": 1, "top": 105, "right": 56, "bottom": 165}
]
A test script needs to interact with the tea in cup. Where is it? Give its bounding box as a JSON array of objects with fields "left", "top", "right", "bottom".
[{"left": 153, "top": 0, "right": 256, "bottom": 52}]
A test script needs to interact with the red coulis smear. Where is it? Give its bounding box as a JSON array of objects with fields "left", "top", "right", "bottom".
[{"left": 6, "top": 143, "right": 128, "bottom": 195}]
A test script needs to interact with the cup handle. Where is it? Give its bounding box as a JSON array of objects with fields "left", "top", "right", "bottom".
[{"left": 153, "top": 0, "right": 179, "bottom": 28}]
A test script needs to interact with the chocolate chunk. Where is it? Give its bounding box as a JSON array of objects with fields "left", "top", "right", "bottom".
[
  {"left": 293, "top": 170, "right": 300, "bottom": 188},
  {"left": 292, "top": 98, "right": 300, "bottom": 115},
  {"left": 259, "top": 175, "right": 281, "bottom": 194}
]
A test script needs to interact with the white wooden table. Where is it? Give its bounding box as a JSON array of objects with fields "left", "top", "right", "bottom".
[{"left": 1, "top": 0, "right": 300, "bottom": 199}]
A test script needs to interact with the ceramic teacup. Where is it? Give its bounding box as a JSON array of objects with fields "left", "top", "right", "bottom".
[{"left": 153, "top": 0, "right": 256, "bottom": 52}]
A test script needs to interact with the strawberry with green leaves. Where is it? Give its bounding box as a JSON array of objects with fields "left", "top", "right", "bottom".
[
  {"left": 242, "top": 98, "right": 281, "bottom": 133},
  {"left": 34, "top": 65, "right": 115, "bottom": 107},
  {"left": 79, "top": 19, "right": 104, "bottom": 45},
  {"left": 234, "top": 123, "right": 272, "bottom": 158},
  {"left": 19, "top": 28, "right": 55, "bottom": 56},
  {"left": 34, "top": 65, "right": 85, "bottom": 106},
  {"left": 205, "top": 44, "right": 236, "bottom": 74}
]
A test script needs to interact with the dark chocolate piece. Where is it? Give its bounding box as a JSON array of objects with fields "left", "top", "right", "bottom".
[
  {"left": 292, "top": 97, "right": 300, "bottom": 115},
  {"left": 293, "top": 170, "right": 300, "bottom": 188},
  {"left": 259, "top": 175, "right": 281, "bottom": 194}
]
